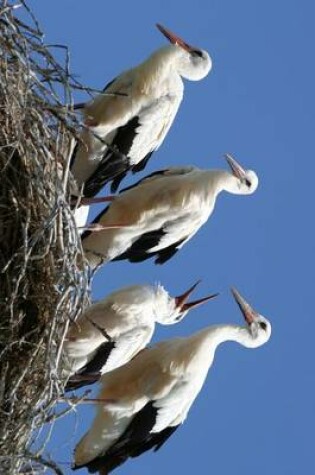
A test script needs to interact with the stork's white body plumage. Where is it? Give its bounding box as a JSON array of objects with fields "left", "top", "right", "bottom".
[
  {"left": 70, "top": 24, "right": 212, "bottom": 196},
  {"left": 81, "top": 155, "right": 259, "bottom": 269},
  {"left": 63, "top": 282, "right": 216, "bottom": 390},
  {"left": 73, "top": 204, "right": 90, "bottom": 234},
  {"left": 74, "top": 288, "right": 271, "bottom": 474}
]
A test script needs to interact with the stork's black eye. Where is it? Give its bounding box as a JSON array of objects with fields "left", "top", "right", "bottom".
[
  {"left": 245, "top": 178, "right": 252, "bottom": 188},
  {"left": 259, "top": 322, "right": 267, "bottom": 331},
  {"left": 191, "top": 49, "right": 203, "bottom": 58}
]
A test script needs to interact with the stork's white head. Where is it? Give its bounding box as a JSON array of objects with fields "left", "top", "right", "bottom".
[
  {"left": 155, "top": 281, "right": 218, "bottom": 325},
  {"left": 156, "top": 23, "right": 212, "bottom": 81},
  {"left": 223, "top": 153, "right": 259, "bottom": 195},
  {"left": 231, "top": 287, "right": 272, "bottom": 348}
]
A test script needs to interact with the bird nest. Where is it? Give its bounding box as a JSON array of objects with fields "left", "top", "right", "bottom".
[{"left": 0, "top": 2, "right": 91, "bottom": 473}]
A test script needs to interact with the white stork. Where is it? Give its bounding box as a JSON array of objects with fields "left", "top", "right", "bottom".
[
  {"left": 70, "top": 23, "right": 212, "bottom": 196},
  {"left": 73, "top": 287, "right": 271, "bottom": 473},
  {"left": 81, "top": 154, "right": 259, "bottom": 269},
  {"left": 63, "top": 281, "right": 217, "bottom": 390}
]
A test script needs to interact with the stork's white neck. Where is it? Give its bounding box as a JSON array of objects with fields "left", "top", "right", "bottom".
[
  {"left": 204, "top": 324, "right": 255, "bottom": 349},
  {"left": 209, "top": 170, "right": 243, "bottom": 196},
  {"left": 188, "top": 324, "right": 262, "bottom": 363},
  {"left": 135, "top": 46, "right": 184, "bottom": 96},
  {"left": 146, "top": 45, "right": 188, "bottom": 75},
  {"left": 174, "top": 324, "right": 260, "bottom": 380}
]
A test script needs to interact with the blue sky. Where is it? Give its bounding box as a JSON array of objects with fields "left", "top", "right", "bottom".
[{"left": 24, "top": 1, "right": 314, "bottom": 473}]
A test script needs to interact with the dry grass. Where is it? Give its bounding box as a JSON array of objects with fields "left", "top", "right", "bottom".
[{"left": 0, "top": 1, "right": 93, "bottom": 473}]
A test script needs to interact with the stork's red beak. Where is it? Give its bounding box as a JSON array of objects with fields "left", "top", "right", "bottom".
[
  {"left": 224, "top": 154, "right": 247, "bottom": 180},
  {"left": 175, "top": 281, "right": 219, "bottom": 312},
  {"left": 231, "top": 287, "right": 258, "bottom": 325},
  {"left": 156, "top": 23, "right": 194, "bottom": 53}
]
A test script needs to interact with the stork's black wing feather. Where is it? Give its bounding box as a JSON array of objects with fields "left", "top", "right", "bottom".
[
  {"left": 83, "top": 116, "right": 142, "bottom": 197},
  {"left": 83, "top": 149, "right": 128, "bottom": 198},
  {"left": 102, "top": 77, "right": 117, "bottom": 92},
  {"left": 119, "top": 168, "right": 169, "bottom": 193},
  {"left": 65, "top": 373, "right": 100, "bottom": 392},
  {"left": 110, "top": 170, "right": 128, "bottom": 194},
  {"left": 109, "top": 117, "right": 155, "bottom": 192},
  {"left": 112, "top": 229, "right": 166, "bottom": 263},
  {"left": 112, "top": 230, "right": 187, "bottom": 265},
  {"left": 131, "top": 151, "right": 154, "bottom": 173},
  {"left": 154, "top": 238, "right": 186, "bottom": 264},
  {"left": 133, "top": 425, "right": 179, "bottom": 455},
  {"left": 110, "top": 151, "right": 156, "bottom": 192},
  {"left": 75, "top": 401, "right": 179, "bottom": 474},
  {"left": 65, "top": 341, "right": 116, "bottom": 391}
]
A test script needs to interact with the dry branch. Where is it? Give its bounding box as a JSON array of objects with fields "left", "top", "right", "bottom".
[{"left": 0, "top": 2, "right": 92, "bottom": 473}]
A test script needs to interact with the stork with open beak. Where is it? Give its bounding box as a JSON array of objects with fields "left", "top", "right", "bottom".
[
  {"left": 70, "top": 23, "right": 212, "bottom": 197},
  {"left": 73, "top": 287, "right": 271, "bottom": 474},
  {"left": 63, "top": 281, "right": 218, "bottom": 390},
  {"left": 81, "top": 154, "right": 258, "bottom": 269}
]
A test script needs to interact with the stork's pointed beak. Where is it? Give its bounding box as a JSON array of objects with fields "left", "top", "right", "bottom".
[
  {"left": 224, "top": 154, "right": 247, "bottom": 180},
  {"left": 175, "top": 280, "right": 201, "bottom": 308},
  {"left": 156, "top": 23, "right": 194, "bottom": 52},
  {"left": 175, "top": 280, "right": 219, "bottom": 312},
  {"left": 231, "top": 287, "right": 258, "bottom": 325},
  {"left": 181, "top": 293, "right": 219, "bottom": 311}
]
